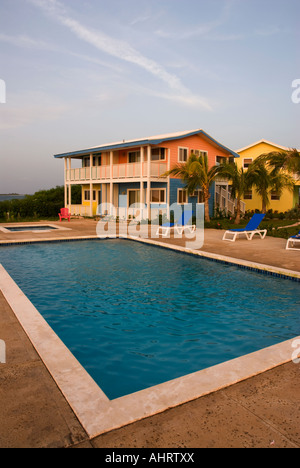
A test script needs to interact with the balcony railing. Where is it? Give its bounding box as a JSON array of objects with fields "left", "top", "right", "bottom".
[{"left": 66, "top": 162, "right": 168, "bottom": 182}]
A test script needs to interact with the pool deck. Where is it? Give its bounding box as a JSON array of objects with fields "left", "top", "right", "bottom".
[{"left": 0, "top": 219, "right": 299, "bottom": 448}]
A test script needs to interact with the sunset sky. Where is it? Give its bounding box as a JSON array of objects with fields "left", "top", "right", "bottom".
[{"left": 0, "top": 0, "right": 299, "bottom": 193}]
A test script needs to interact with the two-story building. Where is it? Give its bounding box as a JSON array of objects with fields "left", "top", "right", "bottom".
[
  {"left": 54, "top": 129, "right": 240, "bottom": 220},
  {"left": 236, "top": 140, "right": 300, "bottom": 213}
]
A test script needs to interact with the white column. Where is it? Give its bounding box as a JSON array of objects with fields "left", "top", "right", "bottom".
[
  {"left": 140, "top": 146, "right": 144, "bottom": 207},
  {"left": 68, "top": 157, "right": 71, "bottom": 212},
  {"left": 89, "top": 154, "right": 93, "bottom": 217},
  {"left": 90, "top": 154, "right": 93, "bottom": 181},
  {"left": 147, "top": 145, "right": 151, "bottom": 220},
  {"left": 110, "top": 151, "right": 113, "bottom": 215},
  {"left": 167, "top": 148, "right": 171, "bottom": 218},
  {"left": 64, "top": 158, "right": 68, "bottom": 208}
]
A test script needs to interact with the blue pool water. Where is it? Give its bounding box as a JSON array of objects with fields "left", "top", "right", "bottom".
[{"left": 0, "top": 239, "right": 299, "bottom": 399}]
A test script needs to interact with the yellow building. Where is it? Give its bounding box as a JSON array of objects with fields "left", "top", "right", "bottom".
[{"left": 236, "top": 140, "right": 300, "bottom": 213}]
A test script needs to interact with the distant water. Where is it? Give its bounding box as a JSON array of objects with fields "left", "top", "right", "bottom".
[{"left": 0, "top": 195, "right": 26, "bottom": 202}]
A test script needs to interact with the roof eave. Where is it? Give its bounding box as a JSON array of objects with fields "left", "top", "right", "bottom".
[{"left": 54, "top": 129, "right": 240, "bottom": 159}]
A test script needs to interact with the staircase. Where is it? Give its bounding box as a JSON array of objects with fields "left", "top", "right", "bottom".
[{"left": 215, "top": 185, "right": 246, "bottom": 216}]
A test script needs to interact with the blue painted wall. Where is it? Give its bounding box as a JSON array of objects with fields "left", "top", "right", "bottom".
[{"left": 169, "top": 179, "right": 214, "bottom": 217}]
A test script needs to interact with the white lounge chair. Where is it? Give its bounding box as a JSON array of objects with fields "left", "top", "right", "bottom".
[
  {"left": 286, "top": 231, "right": 300, "bottom": 250},
  {"left": 156, "top": 210, "right": 196, "bottom": 237},
  {"left": 223, "top": 213, "right": 267, "bottom": 242}
]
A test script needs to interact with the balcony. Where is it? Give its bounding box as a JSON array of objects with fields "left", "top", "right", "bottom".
[{"left": 66, "top": 161, "right": 168, "bottom": 183}]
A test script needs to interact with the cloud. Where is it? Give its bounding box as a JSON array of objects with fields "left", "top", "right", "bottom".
[{"left": 28, "top": 0, "right": 212, "bottom": 109}]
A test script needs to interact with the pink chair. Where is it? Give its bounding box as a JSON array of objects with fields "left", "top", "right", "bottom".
[{"left": 59, "top": 208, "right": 71, "bottom": 222}]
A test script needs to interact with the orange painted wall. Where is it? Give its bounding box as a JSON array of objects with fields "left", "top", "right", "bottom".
[
  {"left": 119, "top": 150, "right": 127, "bottom": 164},
  {"left": 159, "top": 134, "right": 231, "bottom": 169},
  {"left": 102, "top": 134, "right": 232, "bottom": 169}
]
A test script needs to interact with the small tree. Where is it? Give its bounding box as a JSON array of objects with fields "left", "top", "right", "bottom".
[{"left": 162, "top": 153, "right": 221, "bottom": 222}]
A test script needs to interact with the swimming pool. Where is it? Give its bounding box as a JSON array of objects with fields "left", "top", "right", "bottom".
[
  {"left": 0, "top": 224, "right": 60, "bottom": 233},
  {"left": 0, "top": 239, "right": 299, "bottom": 399}
]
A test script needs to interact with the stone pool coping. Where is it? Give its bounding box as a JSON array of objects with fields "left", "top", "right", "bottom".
[
  {"left": 0, "top": 234, "right": 299, "bottom": 438},
  {"left": 0, "top": 223, "right": 71, "bottom": 233}
]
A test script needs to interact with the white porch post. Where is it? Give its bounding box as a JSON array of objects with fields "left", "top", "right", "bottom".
[
  {"left": 167, "top": 148, "right": 171, "bottom": 218},
  {"left": 147, "top": 145, "right": 151, "bottom": 220},
  {"left": 140, "top": 147, "right": 144, "bottom": 217},
  {"left": 89, "top": 154, "right": 93, "bottom": 217},
  {"left": 68, "top": 157, "right": 71, "bottom": 213},
  {"left": 110, "top": 151, "right": 113, "bottom": 215},
  {"left": 64, "top": 158, "right": 68, "bottom": 208}
]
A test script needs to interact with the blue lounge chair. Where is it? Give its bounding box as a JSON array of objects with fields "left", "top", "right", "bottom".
[
  {"left": 286, "top": 231, "right": 300, "bottom": 250},
  {"left": 223, "top": 213, "right": 267, "bottom": 242},
  {"left": 156, "top": 210, "right": 196, "bottom": 237}
]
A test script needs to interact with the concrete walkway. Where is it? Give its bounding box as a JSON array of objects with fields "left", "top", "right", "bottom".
[{"left": 0, "top": 219, "right": 299, "bottom": 448}]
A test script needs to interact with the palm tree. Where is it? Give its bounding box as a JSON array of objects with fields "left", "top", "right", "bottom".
[
  {"left": 257, "top": 149, "right": 300, "bottom": 177},
  {"left": 162, "top": 153, "right": 220, "bottom": 222},
  {"left": 249, "top": 160, "right": 295, "bottom": 213},
  {"left": 217, "top": 162, "right": 255, "bottom": 224}
]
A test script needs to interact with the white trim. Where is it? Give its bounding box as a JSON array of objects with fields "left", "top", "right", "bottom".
[
  {"left": 236, "top": 139, "right": 294, "bottom": 153},
  {"left": 127, "top": 189, "right": 140, "bottom": 208},
  {"left": 178, "top": 147, "right": 189, "bottom": 163},
  {"left": 150, "top": 188, "right": 166, "bottom": 204},
  {"left": 151, "top": 147, "right": 166, "bottom": 162},
  {"left": 177, "top": 188, "right": 189, "bottom": 205}
]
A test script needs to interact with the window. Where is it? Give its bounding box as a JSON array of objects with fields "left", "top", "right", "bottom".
[
  {"left": 151, "top": 148, "right": 166, "bottom": 161},
  {"left": 150, "top": 189, "right": 166, "bottom": 204},
  {"left": 243, "top": 158, "right": 253, "bottom": 169},
  {"left": 191, "top": 190, "right": 204, "bottom": 203},
  {"left": 178, "top": 147, "right": 188, "bottom": 162},
  {"left": 83, "top": 157, "right": 90, "bottom": 168},
  {"left": 178, "top": 189, "right": 188, "bottom": 204},
  {"left": 93, "top": 155, "right": 101, "bottom": 166},
  {"left": 216, "top": 156, "right": 226, "bottom": 165},
  {"left": 128, "top": 190, "right": 140, "bottom": 206},
  {"left": 191, "top": 149, "right": 208, "bottom": 159},
  {"left": 244, "top": 190, "right": 252, "bottom": 200},
  {"left": 84, "top": 190, "right": 96, "bottom": 201},
  {"left": 128, "top": 151, "right": 141, "bottom": 163},
  {"left": 271, "top": 191, "right": 280, "bottom": 200}
]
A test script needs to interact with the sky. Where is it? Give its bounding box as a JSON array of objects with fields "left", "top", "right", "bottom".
[{"left": 0, "top": 0, "right": 299, "bottom": 194}]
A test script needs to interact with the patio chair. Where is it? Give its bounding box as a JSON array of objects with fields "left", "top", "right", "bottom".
[
  {"left": 59, "top": 207, "right": 71, "bottom": 222},
  {"left": 286, "top": 231, "right": 300, "bottom": 250},
  {"left": 156, "top": 210, "right": 196, "bottom": 237},
  {"left": 222, "top": 213, "right": 267, "bottom": 242}
]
